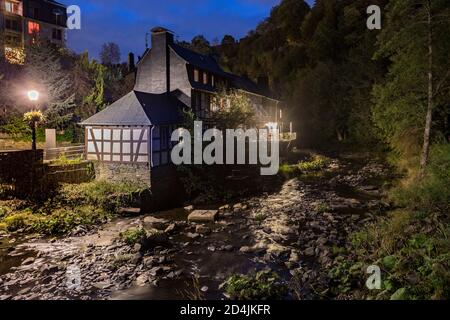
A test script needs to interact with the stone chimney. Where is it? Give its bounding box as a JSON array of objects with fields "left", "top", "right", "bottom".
[
  {"left": 134, "top": 27, "right": 174, "bottom": 94},
  {"left": 128, "top": 52, "right": 135, "bottom": 72},
  {"left": 151, "top": 26, "right": 174, "bottom": 48}
]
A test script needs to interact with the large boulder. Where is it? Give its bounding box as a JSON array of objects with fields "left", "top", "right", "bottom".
[{"left": 188, "top": 210, "right": 218, "bottom": 223}]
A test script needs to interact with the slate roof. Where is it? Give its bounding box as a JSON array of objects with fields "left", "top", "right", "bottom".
[
  {"left": 170, "top": 43, "right": 229, "bottom": 78},
  {"left": 169, "top": 43, "right": 277, "bottom": 99},
  {"left": 80, "top": 91, "right": 185, "bottom": 126}
]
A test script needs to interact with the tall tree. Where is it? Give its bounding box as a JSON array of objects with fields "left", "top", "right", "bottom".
[
  {"left": 25, "top": 39, "right": 76, "bottom": 130},
  {"left": 374, "top": 0, "right": 450, "bottom": 174},
  {"left": 100, "top": 42, "right": 121, "bottom": 65},
  {"left": 191, "top": 35, "right": 212, "bottom": 54},
  {"left": 221, "top": 35, "right": 236, "bottom": 46}
]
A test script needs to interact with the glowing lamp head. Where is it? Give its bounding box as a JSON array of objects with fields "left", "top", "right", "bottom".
[{"left": 27, "top": 90, "right": 39, "bottom": 102}]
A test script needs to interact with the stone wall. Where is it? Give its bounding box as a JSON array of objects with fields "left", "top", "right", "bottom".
[
  {"left": 149, "top": 165, "right": 185, "bottom": 210},
  {"left": 94, "top": 162, "right": 151, "bottom": 188},
  {"left": 44, "top": 162, "right": 95, "bottom": 187},
  {"left": 0, "top": 149, "right": 44, "bottom": 197}
]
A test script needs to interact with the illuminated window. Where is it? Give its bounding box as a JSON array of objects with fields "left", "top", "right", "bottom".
[
  {"left": 211, "top": 75, "right": 215, "bottom": 87},
  {"left": 5, "top": 1, "right": 20, "bottom": 14},
  {"left": 28, "top": 21, "right": 40, "bottom": 34},
  {"left": 203, "top": 72, "right": 208, "bottom": 85},
  {"left": 194, "top": 68, "right": 199, "bottom": 82}
]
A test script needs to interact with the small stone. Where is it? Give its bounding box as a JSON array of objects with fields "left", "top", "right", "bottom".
[
  {"left": 149, "top": 267, "right": 163, "bottom": 276},
  {"left": 184, "top": 205, "right": 194, "bottom": 212},
  {"left": 186, "top": 232, "right": 200, "bottom": 239},
  {"left": 135, "top": 274, "right": 149, "bottom": 286},
  {"left": 17, "top": 287, "right": 31, "bottom": 295},
  {"left": 224, "top": 245, "right": 234, "bottom": 251},
  {"left": 316, "top": 237, "right": 328, "bottom": 246},
  {"left": 143, "top": 256, "right": 155, "bottom": 267},
  {"left": 130, "top": 253, "right": 142, "bottom": 264},
  {"left": 92, "top": 282, "right": 113, "bottom": 290},
  {"left": 21, "top": 257, "right": 35, "bottom": 265},
  {"left": 304, "top": 247, "right": 315, "bottom": 257},
  {"left": 133, "top": 243, "right": 142, "bottom": 253},
  {"left": 175, "top": 270, "right": 184, "bottom": 277},
  {"left": 289, "top": 251, "right": 300, "bottom": 263},
  {"left": 239, "top": 246, "right": 252, "bottom": 253},
  {"left": 195, "top": 225, "right": 211, "bottom": 235},
  {"left": 164, "top": 224, "right": 176, "bottom": 234},
  {"left": 201, "top": 286, "right": 209, "bottom": 292},
  {"left": 143, "top": 216, "right": 168, "bottom": 230}
]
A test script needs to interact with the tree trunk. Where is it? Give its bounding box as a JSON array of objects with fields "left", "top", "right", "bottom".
[
  {"left": 31, "top": 122, "right": 37, "bottom": 151},
  {"left": 420, "top": 1, "right": 433, "bottom": 178}
]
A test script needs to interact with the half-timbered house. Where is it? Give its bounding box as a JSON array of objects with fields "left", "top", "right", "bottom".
[{"left": 81, "top": 27, "right": 285, "bottom": 194}]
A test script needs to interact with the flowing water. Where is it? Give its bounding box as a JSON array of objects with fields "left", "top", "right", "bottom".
[{"left": 0, "top": 154, "right": 393, "bottom": 300}]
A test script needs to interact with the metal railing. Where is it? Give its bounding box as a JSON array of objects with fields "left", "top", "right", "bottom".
[{"left": 44, "top": 145, "right": 85, "bottom": 161}]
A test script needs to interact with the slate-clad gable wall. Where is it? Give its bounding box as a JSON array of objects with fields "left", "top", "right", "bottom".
[
  {"left": 169, "top": 47, "right": 192, "bottom": 104},
  {"left": 134, "top": 30, "right": 192, "bottom": 99},
  {"left": 134, "top": 32, "right": 171, "bottom": 94}
]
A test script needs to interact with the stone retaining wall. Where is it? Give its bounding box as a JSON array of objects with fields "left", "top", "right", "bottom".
[{"left": 94, "top": 162, "right": 151, "bottom": 188}]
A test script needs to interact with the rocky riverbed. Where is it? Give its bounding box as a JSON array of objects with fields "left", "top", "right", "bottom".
[{"left": 0, "top": 155, "right": 394, "bottom": 300}]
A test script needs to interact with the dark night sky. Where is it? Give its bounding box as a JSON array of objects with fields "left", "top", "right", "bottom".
[{"left": 61, "top": 0, "right": 315, "bottom": 61}]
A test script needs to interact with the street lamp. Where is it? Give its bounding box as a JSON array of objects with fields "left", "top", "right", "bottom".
[
  {"left": 25, "top": 90, "right": 42, "bottom": 151},
  {"left": 27, "top": 90, "right": 40, "bottom": 102}
]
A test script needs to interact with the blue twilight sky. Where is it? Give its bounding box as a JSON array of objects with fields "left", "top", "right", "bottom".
[{"left": 60, "top": 0, "right": 315, "bottom": 61}]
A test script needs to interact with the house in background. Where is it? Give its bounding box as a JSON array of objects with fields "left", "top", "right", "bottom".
[
  {"left": 0, "top": 0, "right": 66, "bottom": 64},
  {"left": 81, "top": 27, "right": 291, "bottom": 201}
]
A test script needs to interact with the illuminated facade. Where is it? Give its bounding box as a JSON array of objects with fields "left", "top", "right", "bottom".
[{"left": 0, "top": 0, "right": 67, "bottom": 63}]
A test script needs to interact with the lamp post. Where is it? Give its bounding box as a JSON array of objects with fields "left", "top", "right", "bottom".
[{"left": 25, "top": 90, "right": 41, "bottom": 151}]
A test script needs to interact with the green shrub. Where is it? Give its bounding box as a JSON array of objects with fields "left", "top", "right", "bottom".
[
  {"left": 59, "top": 179, "right": 146, "bottom": 212},
  {"left": 32, "top": 206, "right": 109, "bottom": 235},
  {"left": 50, "top": 154, "right": 84, "bottom": 166},
  {"left": 392, "top": 144, "right": 450, "bottom": 213},
  {"left": 315, "top": 202, "right": 330, "bottom": 214},
  {"left": 120, "top": 228, "right": 146, "bottom": 245},
  {"left": 3, "top": 211, "right": 35, "bottom": 232},
  {"left": 279, "top": 155, "right": 330, "bottom": 178},
  {"left": 0, "top": 115, "right": 29, "bottom": 138},
  {"left": 221, "top": 271, "right": 287, "bottom": 300},
  {"left": 254, "top": 213, "right": 267, "bottom": 223},
  {"left": 297, "top": 155, "right": 328, "bottom": 172}
]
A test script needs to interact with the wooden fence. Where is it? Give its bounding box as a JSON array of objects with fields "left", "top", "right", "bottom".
[
  {"left": 0, "top": 149, "right": 94, "bottom": 198},
  {"left": 44, "top": 145, "right": 85, "bottom": 161}
]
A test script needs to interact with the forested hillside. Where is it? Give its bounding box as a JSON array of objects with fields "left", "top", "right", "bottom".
[{"left": 212, "top": 0, "right": 450, "bottom": 299}]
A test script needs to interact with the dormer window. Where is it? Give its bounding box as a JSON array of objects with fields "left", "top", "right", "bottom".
[
  {"left": 203, "top": 72, "right": 208, "bottom": 85},
  {"left": 28, "top": 21, "right": 40, "bottom": 34},
  {"left": 211, "top": 75, "right": 215, "bottom": 87},
  {"left": 5, "top": 1, "right": 20, "bottom": 15},
  {"left": 194, "top": 68, "right": 199, "bottom": 82}
]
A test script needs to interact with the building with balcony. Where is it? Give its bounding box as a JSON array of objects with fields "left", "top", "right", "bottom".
[
  {"left": 0, "top": 0, "right": 67, "bottom": 63},
  {"left": 81, "top": 27, "right": 292, "bottom": 168}
]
